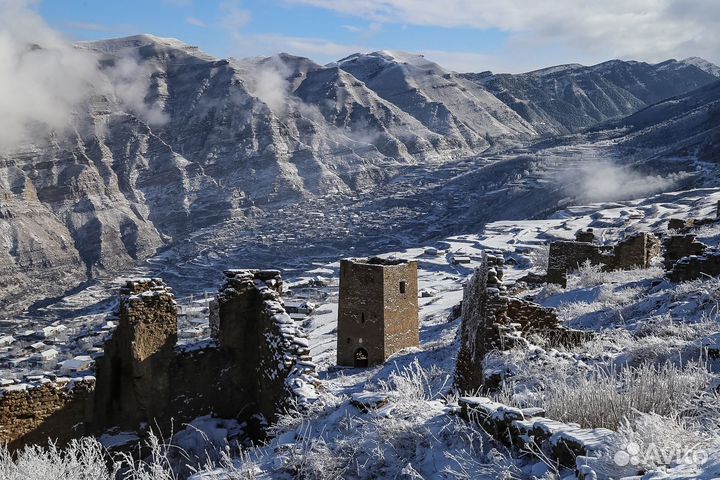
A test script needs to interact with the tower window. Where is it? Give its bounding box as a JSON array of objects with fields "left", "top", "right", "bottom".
[
  {"left": 361, "top": 312, "right": 366, "bottom": 323},
  {"left": 399, "top": 281, "right": 406, "bottom": 294}
]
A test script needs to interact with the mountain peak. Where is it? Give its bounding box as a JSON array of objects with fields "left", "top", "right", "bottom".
[
  {"left": 77, "top": 34, "right": 216, "bottom": 61},
  {"left": 680, "top": 56, "right": 720, "bottom": 77}
]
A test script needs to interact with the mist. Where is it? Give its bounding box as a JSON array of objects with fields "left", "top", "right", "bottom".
[
  {"left": 559, "top": 159, "right": 691, "bottom": 203},
  {"left": 0, "top": 0, "right": 167, "bottom": 153},
  {"left": 242, "top": 56, "right": 293, "bottom": 117},
  {"left": 0, "top": 0, "right": 102, "bottom": 151}
]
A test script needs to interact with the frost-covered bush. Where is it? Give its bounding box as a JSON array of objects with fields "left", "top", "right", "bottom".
[
  {"left": 0, "top": 438, "right": 114, "bottom": 480},
  {"left": 378, "top": 359, "right": 450, "bottom": 404},
  {"left": 240, "top": 362, "right": 522, "bottom": 479},
  {"left": 496, "top": 357, "right": 712, "bottom": 430},
  {"left": 529, "top": 244, "right": 550, "bottom": 272},
  {"left": 0, "top": 430, "right": 255, "bottom": 480},
  {"left": 575, "top": 260, "right": 608, "bottom": 287},
  {"left": 547, "top": 361, "right": 711, "bottom": 429},
  {"left": 605, "top": 411, "right": 720, "bottom": 472}
]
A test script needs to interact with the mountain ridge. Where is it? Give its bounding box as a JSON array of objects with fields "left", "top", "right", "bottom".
[{"left": 1, "top": 34, "right": 719, "bottom": 317}]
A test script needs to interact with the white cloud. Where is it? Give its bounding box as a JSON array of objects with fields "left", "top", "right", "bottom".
[
  {"left": 0, "top": 0, "right": 168, "bottom": 152},
  {"left": 558, "top": 160, "right": 691, "bottom": 203},
  {"left": 186, "top": 16, "right": 207, "bottom": 27},
  {"left": 0, "top": 0, "right": 103, "bottom": 151},
  {"left": 220, "top": 0, "right": 251, "bottom": 31},
  {"left": 105, "top": 55, "right": 169, "bottom": 126},
  {"left": 285, "top": 0, "right": 720, "bottom": 69}
]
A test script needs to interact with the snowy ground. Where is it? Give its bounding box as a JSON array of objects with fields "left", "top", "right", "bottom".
[
  {"left": 179, "top": 187, "right": 720, "bottom": 479},
  {"left": 4, "top": 187, "right": 720, "bottom": 479}
]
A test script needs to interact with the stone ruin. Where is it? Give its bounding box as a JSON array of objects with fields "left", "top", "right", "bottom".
[
  {"left": 455, "top": 252, "right": 590, "bottom": 393},
  {"left": 336, "top": 257, "right": 419, "bottom": 367},
  {"left": 457, "top": 396, "right": 619, "bottom": 477},
  {"left": 0, "top": 270, "right": 318, "bottom": 450},
  {"left": 663, "top": 233, "right": 720, "bottom": 282},
  {"left": 547, "top": 232, "right": 660, "bottom": 288},
  {"left": 667, "top": 201, "right": 720, "bottom": 233}
]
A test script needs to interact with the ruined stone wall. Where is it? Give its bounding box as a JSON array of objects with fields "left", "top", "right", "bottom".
[
  {"left": 216, "top": 270, "right": 317, "bottom": 424},
  {"left": 547, "top": 241, "right": 609, "bottom": 287},
  {"left": 547, "top": 233, "right": 659, "bottom": 287},
  {"left": 456, "top": 251, "right": 592, "bottom": 392},
  {"left": 668, "top": 215, "right": 718, "bottom": 233},
  {"left": 457, "top": 396, "right": 615, "bottom": 475},
  {"left": 93, "top": 279, "right": 177, "bottom": 431},
  {"left": 1, "top": 270, "right": 319, "bottom": 450},
  {"left": 0, "top": 378, "right": 95, "bottom": 450},
  {"left": 668, "top": 250, "right": 720, "bottom": 282},
  {"left": 663, "top": 234, "right": 708, "bottom": 270},
  {"left": 615, "top": 232, "right": 660, "bottom": 269},
  {"left": 504, "top": 298, "right": 558, "bottom": 331},
  {"left": 455, "top": 252, "right": 508, "bottom": 393},
  {"left": 382, "top": 261, "right": 419, "bottom": 362}
]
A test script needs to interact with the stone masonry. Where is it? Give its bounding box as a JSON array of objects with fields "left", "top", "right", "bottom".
[
  {"left": 455, "top": 252, "right": 507, "bottom": 393},
  {"left": 662, "top": 234, "right": 708, "bottom": 270},
  {"left": 456, "top": 251, "right": 592, "bottom": 393},
  {"left": 0, "top": 378, "right": 95, "bottom": 450},
  {"left": 667, "top": 250, "right": 720, "bottom": 283},
  {"left": 547, "top": 232, "right": 660, "bottom": 288},
  {"left": 93, "top": 278, "right": 177, "bottom": 430},
  {"left": 0, "top": 270, "right": 319, "bottom": 450},
  {"left": 337, "top": 257, "right": 419, "bottom": 367}
]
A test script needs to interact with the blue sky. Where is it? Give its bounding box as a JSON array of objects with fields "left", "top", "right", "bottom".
[{"left": 35, "top": 0, "right": 720, "bottom": 74}]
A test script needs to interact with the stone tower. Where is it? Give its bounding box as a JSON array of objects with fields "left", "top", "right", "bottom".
[{"left": 337, "top": 257, "right": 419, "bottom": 367}]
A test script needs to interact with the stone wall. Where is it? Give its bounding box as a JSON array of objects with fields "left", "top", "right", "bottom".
[
  {"left": 547, "top": 233, "right": 659, "bottom": 288},
  {"left": 455, "top": 252, "right": 508, "bottom": 393},
  {"left": 93, "top": 278, "right": 177, "bottom": 431},
  {"left": 456, "top": 252, "right": 591, "bottom": 393},
  {"left": 662, "top": 234, "right": 708, "bottom": 270},
  {"left": 337, "top": 258, "right": 419, "bottom": 367},
  {"left": 667, "top": 214, "right": 718, "bottom": 233},
  {"left": 457, "top": 396, "right": 620, "bottom": 477},
  {"left": 667, "top": 250, "right": 720, "bottom": 282},
  {"left": 0, "top": 270, "right": 319, "bottom": 450},
  {"left": 215, "top": 270, "right": 317, "bottom": 424},
  {"left": 0, "top": 378, "right": 95, "bottom": 450}
]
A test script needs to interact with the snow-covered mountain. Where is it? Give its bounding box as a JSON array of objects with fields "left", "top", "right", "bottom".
[
  {"left": 1, "top": 34, "right": 719, "bottom": 316},
  {"left": 464, "top": 58, "right": 719, "bottom": 136},
  {"left": 610, "top": 79, "right": 720, "bottom": 161},
  {"left": 336, "top": 50, "right": 538, "bottom": 150}
]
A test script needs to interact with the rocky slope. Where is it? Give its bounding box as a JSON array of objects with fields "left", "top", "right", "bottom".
[
  {"left": 464, "top": 59, "right": 720, "bottom": 136},
  {"left": 336, "top": 51, "right": 538, "bottom": 151},
  {"left": 2, "top": 34, "right": 719, "bottom": 317},
  {"left": 610, "top": 79, "right": 720, "bottom": 161}
]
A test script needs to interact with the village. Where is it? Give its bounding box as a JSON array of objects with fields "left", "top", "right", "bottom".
[{"left": 1, "top": 193, "right": 719, "bottom": 479}]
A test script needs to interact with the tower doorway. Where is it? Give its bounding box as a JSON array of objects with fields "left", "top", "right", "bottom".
[{"left": 354, "top": 348, "right": 369, "bottom": 367}]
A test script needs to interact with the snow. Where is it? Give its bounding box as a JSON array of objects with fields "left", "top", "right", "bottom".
[
  {"left": 58, "top": 356, "right": 94, "bottom": 372},
  {"left": 97, "top": 431, "right": 140, "bottom": 449}
]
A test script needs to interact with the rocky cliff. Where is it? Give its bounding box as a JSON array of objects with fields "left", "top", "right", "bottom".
[{"left": 1, "top": 34, "right": 719, "bottom": 316}]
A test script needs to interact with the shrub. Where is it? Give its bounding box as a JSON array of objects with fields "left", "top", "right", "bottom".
[{"left": 496, "top": 359, "right": 712, "bottom": 430}]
